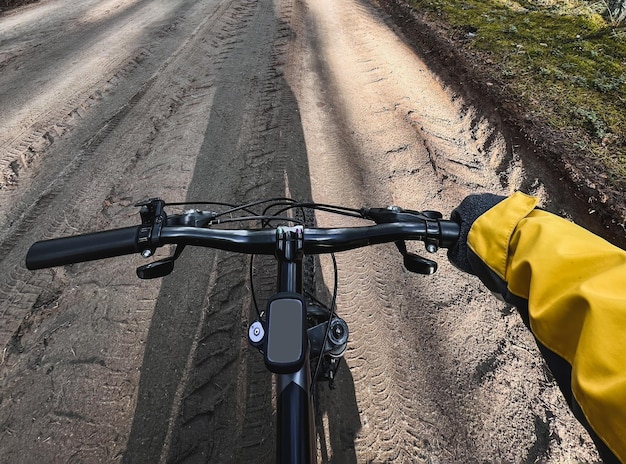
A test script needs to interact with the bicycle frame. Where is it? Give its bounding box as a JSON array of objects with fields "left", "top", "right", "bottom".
[{"left": 273, "top": 225, "right": 317, "bottom": 463}]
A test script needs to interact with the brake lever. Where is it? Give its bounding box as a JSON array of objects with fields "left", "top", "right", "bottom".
[
  {"left": 361, "top": 206, "right": 442, "bottom": 274},
  {"left": 403, "top": 253, "right": 438, "bottom": 275},
  {"left": 136, "top": 244, "right": 186, "bottom": 279},
  {"left": 395, "top": 240, "right": 437, "bottom": 275}
]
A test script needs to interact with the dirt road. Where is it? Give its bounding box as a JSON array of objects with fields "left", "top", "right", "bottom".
[{"left": 0, "top": 0, "right": 601, "bottom": 462}]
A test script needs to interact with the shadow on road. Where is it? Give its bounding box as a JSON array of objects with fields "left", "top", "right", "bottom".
[{"left": 122, "top": 1, "right": 360, "bottom": 462}]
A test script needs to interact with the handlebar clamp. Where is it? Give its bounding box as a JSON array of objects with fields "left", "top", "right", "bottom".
[{"left": 276, "top": 226, "right": 304, "bottom": 262}]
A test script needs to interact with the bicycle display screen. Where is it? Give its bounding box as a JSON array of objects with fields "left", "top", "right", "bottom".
[{"left": 265, "top": 295, "right": 306, "bottom": 374}]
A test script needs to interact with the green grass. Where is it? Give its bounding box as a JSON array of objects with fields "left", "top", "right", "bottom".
[{"left": 409, "top": 0, "right": 626, "bottom": 185}]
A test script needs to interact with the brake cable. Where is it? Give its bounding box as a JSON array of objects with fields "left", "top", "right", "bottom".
[{"left": 311, "top": 251, "right": 339, "bottom": 393}]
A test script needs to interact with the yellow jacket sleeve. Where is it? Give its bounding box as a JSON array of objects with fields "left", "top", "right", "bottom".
[{"left": 468, "top": 192, "right": 626, "bottom": 463}]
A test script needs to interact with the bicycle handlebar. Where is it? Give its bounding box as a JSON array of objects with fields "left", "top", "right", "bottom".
[
  {"left": 26, "top": 227, "right": 142, "bottom": 270},
  {"left": 25, "top": 220, "right": 460, "bottom": 270}
]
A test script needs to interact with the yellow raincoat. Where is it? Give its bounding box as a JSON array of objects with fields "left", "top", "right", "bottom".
[{"left": 468, "top": 192, "right": 626, "bottom": 463}]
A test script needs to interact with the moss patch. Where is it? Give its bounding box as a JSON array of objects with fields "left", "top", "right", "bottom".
[{"left": 408, "top": 0, "right": 626, "bottom": 186}]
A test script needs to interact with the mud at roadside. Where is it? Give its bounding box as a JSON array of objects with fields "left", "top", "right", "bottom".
[{"left": 0, "top": 0, "right": 607, "bottom": 462}]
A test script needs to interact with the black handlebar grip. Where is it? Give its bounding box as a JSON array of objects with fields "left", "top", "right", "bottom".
[
  {"left": 438, "top": 220, "right": 461, "bottom": 249},
  {"left": 26, "top": 226, "right": 142, "bottom": 270}
]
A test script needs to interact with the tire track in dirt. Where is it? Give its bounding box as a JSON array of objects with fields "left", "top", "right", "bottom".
[
  {"left": 123, "top": 0, "right": 318, "bottom": 461},
  {"left": 234, "top": 6, "right": 310, "bottom": 462},
  {"left": 1, "top": 1, "right": 157, "bottom": 193},
  {"left": 284, "top": 0, "right": 600, "bottom": 461},
  {"left": 336, "top": 249, "right": 434, "bottom": 462},
  {"left": 282, "top": 2, "right": 454, "bottom": 456},
  {"left": 0, "top": 0, "right": 230, "bottom": 233},
  {"left": 0, "top": 0, "right": 237, "bottom": 349},
  {"left": 0, "top": 0, "right": 267, "bottom": 462}
]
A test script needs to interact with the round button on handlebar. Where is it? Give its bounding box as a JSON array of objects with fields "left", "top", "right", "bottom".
[{"left": 249, "top": 321, "right": 265, "bottom": 343}]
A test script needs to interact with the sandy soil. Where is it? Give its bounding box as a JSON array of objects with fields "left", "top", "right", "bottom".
[{"left": 0, "top": 0, "right": 606, "bottom": 462}]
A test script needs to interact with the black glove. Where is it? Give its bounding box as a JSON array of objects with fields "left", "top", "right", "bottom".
[{"left": 447, "top": 193, "right": 506, "bottom": 274}]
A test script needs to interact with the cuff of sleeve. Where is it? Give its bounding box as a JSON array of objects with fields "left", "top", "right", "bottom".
[{"left": 467, "top": 191, "right": 539, "bottom": 280}]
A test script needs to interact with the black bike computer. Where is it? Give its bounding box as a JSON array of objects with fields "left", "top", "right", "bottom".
[{"left": 264, "top": 293, "right": 307, "bottom": 374}]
